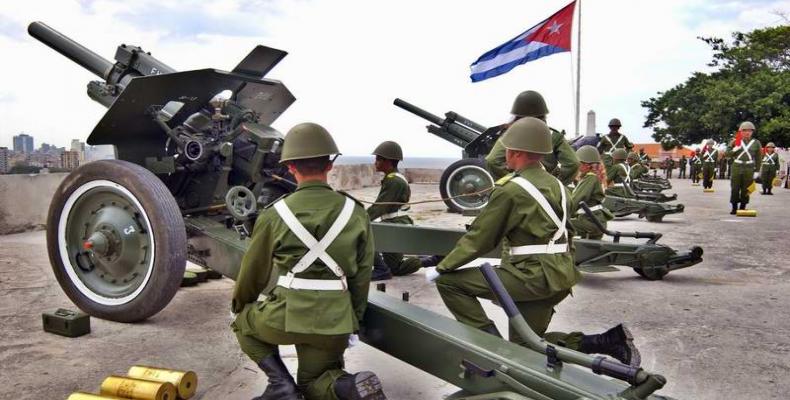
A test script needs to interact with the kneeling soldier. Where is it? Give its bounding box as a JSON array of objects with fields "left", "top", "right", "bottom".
[
  {"left": 570, "top": 146, "right": 614, "bottom": 240},
  {"left": 604, "top": 149, "right": 633, "bottom": 198},
  {"left": 231, "top": 123, "right": 386, "bottom": 400},
  {"left": 430, "top": 117, "right": 640, "bottom": 367},
  {"left": 367, "top": 141, "right": 423, "bottom": 279}
]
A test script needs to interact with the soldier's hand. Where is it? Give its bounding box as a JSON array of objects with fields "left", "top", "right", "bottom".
[
  {"left": 424, "top": 267, "right": 441, "bottom": 283},
  {"left": 348, "top": 334, "right": 360, "bottom": 348}
]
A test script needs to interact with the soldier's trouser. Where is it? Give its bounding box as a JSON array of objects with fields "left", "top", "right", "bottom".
[
  {"left": 703, "top": 164, "right": 716, "bottom": 189},
  {"left": 232, "top": 305, "right": 349, "bottom": 400},
  {"left": 435, "top": 267, "right": 584, "bottom": 351},
  {"left": 381, "top": 216, "right": 424, "bottom": 276},
  {"left": 679, "top": 167, "right": 686, "bottom": 179},
  {"left": 570, "top": 217, "right": 604, "bottom": 240},
  {"left": 761, "top": 168, "right": 776, "bottom": 192},
  {"left": 691, "top": 167, "right": 700, "bottom": 183},
  {"left": 730, "top": 164, "right": 754, "bottom": 205}
]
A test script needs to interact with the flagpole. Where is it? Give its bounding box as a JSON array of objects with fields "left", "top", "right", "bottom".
[{"left": 574, "top": 0, "right": 582, "bottom": 137}]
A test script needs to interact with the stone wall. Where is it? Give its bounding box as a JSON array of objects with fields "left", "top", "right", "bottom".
[{"left": 0, "top": 165, "right": 442, "bottom": 234}]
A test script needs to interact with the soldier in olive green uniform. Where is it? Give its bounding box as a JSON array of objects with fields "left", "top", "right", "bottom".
[
  {"left": 690, "top": 150, "right": 702, "bottom": 184},
  {"left": 231, "top": 123, "right": 386, "bottom": 400},
  {"left": 485, "top": 90, "right": 579, "bottom": 185},
  {"left": 679, "top": 156, "right": 687, "bottom": 179},
  {"left": 627, "top": 152, "right": 648, "bottom": 180},
  {"left": 727, "top": 121, "right": 762, "bottom": 214},
  {"left": 701, "top": 140, "right": 719, "bottom": 189},
  {"left": 570, "top": 146, "right": 614, "bottom": 240},
  {"left": 367, "top": 141, "right": 423, "bottom": 279},
  {"left": 637, "top": 148, "right": 651, "bottom": 168},
  {"left": 597, "top": 118, "right": 634, "bottom": 168},
  {"left": 604, "top": 149, "right": 633, "bottom": 198},
  {"left": 430, "top": 118, "right": 640, "bottom": 367},
  {"left": 760, "top": 142, "right": 780, "bottom": 195}
]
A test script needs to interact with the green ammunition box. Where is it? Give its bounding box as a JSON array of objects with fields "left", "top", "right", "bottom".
[{"left": 42, "top": 308, "right": 91, "bottom": 337}]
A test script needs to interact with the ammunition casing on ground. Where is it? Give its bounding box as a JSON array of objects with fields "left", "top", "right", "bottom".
[
  {"left": 736, "top": 209, "right": 757, "bottom": 217},
  {"left": 703, "top": 189, "right": 715, "bottom": 193},
  {"left": 100, "top": 375, "right": 177, "bottom": 400},
  {"left": 128, "top": 366, "right": 198, "bottom": 399},
  {"left": 67, "top": 392, "right": 125, "bottom": 400}
]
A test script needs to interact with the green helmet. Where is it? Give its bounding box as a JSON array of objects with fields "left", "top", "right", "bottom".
[
  {"left": 511, "top": 90, "right": 549, "bottom": 117},
  {"left": 612, "top": 148, "right": 628, "bottom": 160},
  {"left": 576, "top": 145, "right": 600, "bottom": 163},
  {"left": 766, "top": 142, "right": 776, "bottom": 148},
  {"left": 627, "top": 151, "right": 638, "bottom": 160},
  {"left": 500, "top": 117, "right": 552, "bottom": 154},
  {"left": 372, "top": 140, "right": 403, "bottom": 160},
  {"left": 739, "top": 121, "right": 755, "bottom": 131},
  {"left": 608, "top": 118, "right": 622, "bottom": 127},
  {"left": 280, "top": 122, "right": 340, "bottom": 162}
]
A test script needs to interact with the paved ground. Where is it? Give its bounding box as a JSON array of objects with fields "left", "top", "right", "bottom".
[{"left": 1, "top": 178, "right": 788, "bottom": 399}]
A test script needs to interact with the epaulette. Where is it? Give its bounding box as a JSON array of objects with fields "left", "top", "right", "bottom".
[
  {"left": 262, "top": 193, "right": 290, "bottom": 209},
  {"left": 495, "top": 173, "right": 515, "bottom": 186},
  {"left": 338, "top": 191, "right": 365, "bottom": 208}
]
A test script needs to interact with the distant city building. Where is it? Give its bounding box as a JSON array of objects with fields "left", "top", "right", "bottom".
[
  {"left": 61, "top": 151, "right": 81, "bottom": 170},
  {"left": 0, "top": 147, "right": 9, "bottom": 173},
  {"left": 13, "top": 133, "right": 34, "bottom": 153}
]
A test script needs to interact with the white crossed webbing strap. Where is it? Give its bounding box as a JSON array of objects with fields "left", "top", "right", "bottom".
[
  {"left": 736, "top": 140, "right": 755, "bottom": 163},
  {"left": 273, "top": 197, "right": 355, "bottom": 290},
  {"left": 577, "top": 204, "right": 604, "bottom": 214},
  {"left": 704, "top": 150, "right": 716, "bottom": 163},
  {"left": 602, "top": 135, "right": 624, "bottom": 155},
  {"left": 508, "top": 177, "right": 568, "bottom": 255},
  {"left": 692, "top": 155, "right": 701, "bottom": 164},
  {"left": 620, "top": 163, "right": 632, "bottom": 184},
  {"left": 763, "top": 153, "right": 776, "bottom": 165}
]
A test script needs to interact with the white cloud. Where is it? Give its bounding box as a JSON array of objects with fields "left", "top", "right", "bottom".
[{"left": 0, "top": 0, "right": 787, "bottom": 157}]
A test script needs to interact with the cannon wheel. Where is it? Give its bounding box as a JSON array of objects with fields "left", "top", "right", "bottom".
[
  {"left": 645, "top": 214, "right": 664, "bottom": 223},
  {"left": 439, "top": 158, "right": 494, "bottom": 213},
  {"left": 46, "top": 160, "right": 186, "bottom": 322},
  {"left": 633, "top": 267, "right": 668, "bottom": 280}
]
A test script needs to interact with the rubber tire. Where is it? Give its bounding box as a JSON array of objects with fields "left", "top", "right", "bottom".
[
  {"left": 633, "top": 267, "right": 667, "bottom": 281},
  {"left": 46, "top": 160, "right": 186, "bottom": 322},
  {"left": 439, "top": 158, "right": 494, "bottom": 213}
]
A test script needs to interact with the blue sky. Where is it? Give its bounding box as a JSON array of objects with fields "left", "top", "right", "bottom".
[{"left": 0, "top": 0, "right": 787, "bottom": 157}]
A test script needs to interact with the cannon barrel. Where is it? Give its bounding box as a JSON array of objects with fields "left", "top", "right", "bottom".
[
  {"left": 28, "top": 21, "right": 113, "bottom": 80},
  {"left": 393, "top": 98, "right": 444, "bottom": 126}
]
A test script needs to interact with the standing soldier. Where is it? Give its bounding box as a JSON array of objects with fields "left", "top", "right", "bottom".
[
  {"left": 605, "top": 149, "right": 632, "bottom": 198},
  {"left": 760, "top": 142, "right": 780, "bottom": 195},
  {"left": 367, "top": 141, "right": 423, "bottom": 279},
  {"left": 726, "top": 121, "right": 762, "bottom": 214},
  {"left": 231, "top": 123, "right": 387, "bottom": 400},
  {"left": 485, "top": 90, "right": 579, "bottom": 185},
  {"left": 429, "top": 117, "right": 640, "bottom": 366},
  {"left": 701, "top": 140, "right": 719, "bottom": 190},
  {"left": 597, "top": 118, "right": 634, "bottom": 167},
  {"left": 665, "top": 157, "right": 675, "bottom": 179},
  {"left": 678, "top": 155, "right": 687, "bottom": 179},
  {"left": 690, "top": 150, "right": 702, "bottom": 184},
  {"left": 570, "top": 146, "right": 614, "bottom": 239}
]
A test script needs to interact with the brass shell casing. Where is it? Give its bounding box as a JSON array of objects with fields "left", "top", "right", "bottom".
[
  {"left": 736, "top": 209, "right": 757, "bottom": 217},
  {"left": 67, "top": 392, "right": 125, "bottom": 400},
  {"left": 100, "top": 375, "right": 177, "bottom": 400},
  {"left": 128, "top": 366, "right": 198, "bottom": 399},
  {"left": 703, "top": 189, "right": 715, "bottom": 193}
]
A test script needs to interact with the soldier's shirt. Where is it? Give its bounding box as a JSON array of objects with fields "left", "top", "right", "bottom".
[
  {"left": 437, "top": 164, "right": 580, "bottom": 293},
  {"left": 571, "top": 172, "right": 614, "bottom": 221},
  {"left": 367, "top": 172, "right": 411, "bottom": 222},
  {"left": 485, "top": 127, "right": 580, "bottom": 185},
  {"left": 761, "top": 153, "right": 780, "bottom": 172},
  {"left": 232, "top": 181, "right": 374, "bottom": 335},
  {"left": 629, "top": 163, "right": 648, "bottom": 180},
  {"left": 702, "top": 149, "right": 719, "bottom": 164},
  {"left": 726, "top": 139, "right": 763, "bottom": 168},
  {"left": 597, "top": 132, "right": 634, "bottom": 155}
]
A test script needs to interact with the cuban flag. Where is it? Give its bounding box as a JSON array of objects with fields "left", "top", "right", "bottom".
[{"left": 470, "top": 1, "right": 576, "bottom": 82}]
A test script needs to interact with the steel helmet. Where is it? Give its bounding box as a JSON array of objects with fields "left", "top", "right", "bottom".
[
  {"left": 627, "top": 151, "right": 638, "bottom": 161},
  {"left": 612, "top": 148, "right": 628, "bottom": 160},
  {"left": 766, "top": 142, "right": 776, "bottom": 148},
  {"left": 576, "top": 145, "right": 600, "bottom": 163},
  {"left": 500, "top": 117, "right": 552, "bottom": 154},
  {"left": 739, "top": 121, "right": 755, "bottom": 131},
  {"left": 511, "top": 90, "right": 549, "bottom": 117},
  {"left": 372, "top": 140, "right": 403, "bottom": 160},
  {"left": 280, "top": 122, "right": 340, "bottom": 162},
  {"left": 608, "top": 118, "right": 622, "bottom": 127}
]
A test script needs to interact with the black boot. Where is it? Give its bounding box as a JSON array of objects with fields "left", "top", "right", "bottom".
[
  {"left": 480, "top": 324, "right": 503, "bottom": 338},
  {"left": 740, "top": 202, "right": 746, "bottom": 210},
  {"left": 768, "top": 187, "right": 774, "bottom": 195},
  {"left": 730, "top": 203, "right": 737, "bottom": 215},
  {"left": 253, "top": 353, "right": 299, "bottom": 400},
  {"left": 418, "top": 255, "right": 444, "bottom": 268},
  {"left": 333, "top": 371, "right": 387, "bottom": 400},
  {"left": 371, "top": 253, "right": 392, "bottom": 281},
  {"left": 579, "top": 324, "right": 641, "bottom": 367}
]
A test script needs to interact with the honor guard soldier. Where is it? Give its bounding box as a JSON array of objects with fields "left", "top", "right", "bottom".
[
  {"left": 367, "top": 141, "right": 423, "bottom": 279},
  {"left": 663, "top": 157, "right": 675, "bottom": 179},
  {"left": 430, "top": 118, "right": 640, "bottom": 367},
  {"left": 726, "top": 121, "right": 762, "bottom": 214},
  {"left": 231, "top": 123, "right": 387, "bottom": 400},
  {"left": 570, "top": 146, "right": 614, "bottom": 240},
  {"left": 597, "top": 118, "right": 634, "bottom": 168},
  {"left": 761, "top": 142, "right": 780, "bottom": 195},
  {"left": 637, "top": 148, "right": 651, "bottom": 167},
  {"left": 485, "top": 90, "right": 579, "bottom": 185},
  {"left": 690, "top": 150, "right": 702, "bottom": 184},
  {"left": 679, "top": 155, "right": 687, "bottom": 179},
  {"left": 605, "top": 149, "right": 632, "bottom": 198},
  {"left": 701, "top": 140, "right": 719, "bottom": 189},
  {"left": 627, "top": 151, "right": 648, "bottom": 180}
]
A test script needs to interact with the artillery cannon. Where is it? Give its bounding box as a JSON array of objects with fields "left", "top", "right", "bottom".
[{"left": 34, "top": 22, "right": 682, "bottom": 399}]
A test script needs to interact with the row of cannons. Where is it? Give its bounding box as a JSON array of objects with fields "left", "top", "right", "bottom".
[{"left": 31, "top": 21, "right": 701, "bottom": 400}]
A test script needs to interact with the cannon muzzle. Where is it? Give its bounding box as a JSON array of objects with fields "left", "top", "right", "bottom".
[
  {"left": 29, "top": 21, "right": 113, "bottom": 79},
  {"left": 393, "top": 98, "right": 444, "bottom": 126}
]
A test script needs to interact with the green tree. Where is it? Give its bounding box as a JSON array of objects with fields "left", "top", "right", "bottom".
[{"left": 642, "top": 25, "right": 790, "bottom": 147}]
